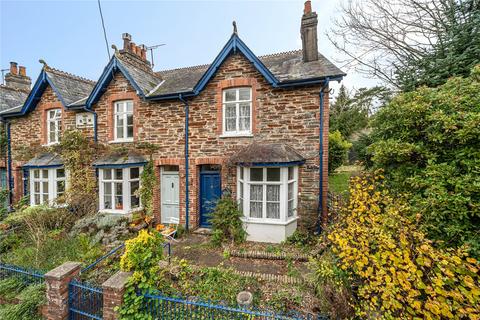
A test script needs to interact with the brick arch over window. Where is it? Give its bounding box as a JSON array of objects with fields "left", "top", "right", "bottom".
[
  {"left": 216, "top": 78, "right": 258, "bottom": 135},
  {"left": 105, "top": 92, "right": 139, "bottom": 142}
]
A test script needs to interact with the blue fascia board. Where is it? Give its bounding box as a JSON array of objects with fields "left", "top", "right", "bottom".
[
  {"left": 86, "top": 56, "right": 145, "bottom": 109},
  {"left": 93, "top": 162, "right": 147, "bottom": 169},
  {"left": 276, "top": 75, "right": 344, "bottom": 88},
  {"left": 147, "top": 91, "right": 196, "bottom": 101},
  {"left": 22, "top": 164, "right": 63, "bottom": 169}
]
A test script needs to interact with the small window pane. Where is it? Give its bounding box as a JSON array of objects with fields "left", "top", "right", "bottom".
[
  {"left": 127, "top": 125, "right": 134, "bottom": 138},
  {"left": 288, "top": 167, "right": 294, "bottom": 180},
  {"left": 130, "top": 167, "right": 140, "bottom": 179},
  {"left": 250, "top": 185, "right": 263, "bottom": 201},
  {"left": 42, "top": 181, "right": 48, "bottom": 192},
  {"left": 115, "top": 169, "right": 123, "bottom": 180},
  {"left": 126, "top": 101, "right": 133, "bottom": 113},
  {"left": 33, "top": 170, "right": 40, "bottom": 179},
  {"left": 114, "top": 182, "right": 123, "bottom": 209},
  {"left": 104, "top": 169, "right": 112, "bottom": 180},
  {"left": 34, "top": 182, "right": 40, "bottom": 193},
  {"left": 224, "top": 89, "right": 236, "bottom": 102},
  {"left": 266, "top": 185, "right": 280, "bottom": 201},
  {"left": 239, "top": 167, "right": 244, "bottom": 180},
  {"left": 57, "top": 168, "right": 65, "bottom": 178},
  {"left": 34, "top": 194, "right": 40, "bottom": 205},
  {"left": 104, "top": 182, "right": 112, "bottom": 209},
  {"left": 267, "top": 203, "right": 280, "bottom": 219},
  {"left": 127, "top": 114, "right": 133, "bottom": 126},
  {"left": 115, "top": 103, "right": 123, "bottom": 113},
  {"left": 116, "top": 126, "right": 124, "bottom": 139},
  {"left": 239, "top": 88, "right": 251, "bottom": 101},
  {"left": 288, "top": 182, "right": 294, "bottom": 200},
  {"left": 42, "top": 170, "right": 48, "bottom": 179},
  {"left": 57, "top": 181, "right": 65, "bottom": 195},
  {"left": 163, "top": 165, "right": 179, "bottom": 172},
  {"left": 250, "top": 202, "right": 263, "bottom": 218},
  {"left": 42, "top": 193, "right": 49, "bottom": 203},
  {"left": 250, "top": 168, "right": 263, "bottom": 181},
  {"left": 288, "top": 200, "right": 294, "bottom": 217},
  {"left": 267, "top": 168, "right": 280, "bottom": 181},
  {"left": 131, "top": 181, "right": 140, "bottom": 208}
]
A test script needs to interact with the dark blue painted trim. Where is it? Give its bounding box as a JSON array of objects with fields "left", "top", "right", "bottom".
[
  {"left": 193, "top": 34, "right": 278, "bottom": 94},
  {"left": 93, "top": 162, "right": 147, "bottom": 169},
  {"left": 179, "top": 94, "right": 190, "bottom": 231},
  {"left": 86, "top": 56, "right": 145, "bottom": 108},
  {"left": 236, "top": 161, "right": 305, "bottom": 167},
  {"left": 23, "top": 169, "right": 29, "bottom": 200},
  {"left": 22, "top": 165, "right": 63, "bottom": 169}
]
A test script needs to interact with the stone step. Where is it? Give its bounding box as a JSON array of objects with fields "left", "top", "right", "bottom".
[
  {"left": 232, "top": 270, "right": 304, "bottom": 285},
  {"left": 227, "top": 249, "right": 309, "bottom": 262},
  {"left": 193, "top": 228, "right": 212, "bottom": 235}
]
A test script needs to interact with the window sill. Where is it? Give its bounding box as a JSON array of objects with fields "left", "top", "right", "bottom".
[
  {"left": 219, "top": 133, "right": 253, "bottom": 139},
  {"left": 108, "top": 139, "right": 134, "bottom": 144},
  {"left": 241, "top": 217, "right": 298, "bottom": 226},
  {"left": 42, "top": 142, "right": 60, "bottom": 147},
  {"left": 98, "top": 208, "right": 142, "bottom": 215}
]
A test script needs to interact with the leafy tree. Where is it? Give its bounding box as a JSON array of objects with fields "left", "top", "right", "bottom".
[
  {"left": 328, "top": 131, "right": 352, "bottom": 174},
  {"left": 330, "top": 0, "right": 480, "bottom": 90},
  {"left": 330, "top": 85, "right": 391, "bottom": 138},
  {"left": 369, "top": 66, "right": 480, "bottom": 255}
]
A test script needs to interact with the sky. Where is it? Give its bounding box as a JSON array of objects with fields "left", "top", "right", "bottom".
[{"left": 0, "top": 0, "right": 380, "bottom": 98}]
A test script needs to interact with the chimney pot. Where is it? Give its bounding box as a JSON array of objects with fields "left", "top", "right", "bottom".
[
  {"left": 139, "top": 45, "right": 147, "bottom": 60},
  {"left": 9, "top": 62, "right": 18, "bottom": 75},
  {"left": 19, "top": 66, "right": 26, "bottom": 76},
  {"left": 122, "top": 33, "right": 132, "bottom": 51},
  {"left": 304, "top": 0, "right": 312, "bottom": 14}
]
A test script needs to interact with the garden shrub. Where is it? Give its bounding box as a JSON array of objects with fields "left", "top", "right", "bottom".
[
  {"left": 350, "top": 132, "right": 373, "bottom": 167},
  {"left": 328, "top": 130, "right": 352, "bottom": 174},
  {"left": 138, "top": 160, "right": 156, "bottom": 217},
  {"left": 119, "top": 230, "right": 164, "bottom": 320},
  {"left": 0, "top": 283, "right": 46, "bottom": 320},
  {"left": 318, "top": 172, "right": 480, "bottom": 319},
  {"left": 369, "top": 66, "right": 480, "bottom": 255},
  {"left": 210, "top": 195, "right": 246, "bottom": 246}
]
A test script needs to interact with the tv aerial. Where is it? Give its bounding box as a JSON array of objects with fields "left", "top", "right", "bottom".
[{"left": 146, "top": 44, "right": 166, "bottom": 68}]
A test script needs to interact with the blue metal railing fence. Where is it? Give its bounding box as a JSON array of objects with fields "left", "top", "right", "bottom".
[
  {"left": 140, "top": 290, "right": 327, "bottom": 320},
  {"left": 0, "top": 262, "right": 45, "bottom": 285},
  {"left": 69, "top": 280, "right": 103, "bottom": 320}
]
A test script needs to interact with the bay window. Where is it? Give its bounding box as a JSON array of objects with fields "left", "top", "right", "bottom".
[
  {"left": 99, "top": 167, "right": 141, "bottom": 213},
  {"left": 222, "top": 87, "right": 252, "bottom": 136},
  {"left": 30, "top": 167, "right": 66, "bottom": 206},
  {"left": 237, "top": 166, "right": 298, "bottom": 223},
  {"left": 47, "top": 109, "right": 62, "bottom": 144},
  {"left": 114, "top": 100, "right": 134, "bottom": 142}
]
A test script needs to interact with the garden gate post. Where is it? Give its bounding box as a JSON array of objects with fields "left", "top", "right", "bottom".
[
  {"left": 102, "top": 271, "right": 132, "bottom": 320},
  {"left": 44, "top": 262, "right": 82, "bottom": 320}
]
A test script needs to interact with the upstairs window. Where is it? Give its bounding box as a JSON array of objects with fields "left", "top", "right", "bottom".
[
  {"left": 47, "top": 109, "right": 62, "bottom": 144},
  {"left": 222, "top": 88, "right": 252, "bottom": 136},
  {"left": 99, "top": 167, "right": 141, "bottom": 213},
  {"left": 114, "top": 101, "right": 134, "bottom": 142},
  {"left": 30, "top": 167, "right": 66, "bottom": 206}
]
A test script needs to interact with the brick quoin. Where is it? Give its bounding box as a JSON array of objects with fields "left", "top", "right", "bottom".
[{"left": 7, "top": 52, "right": 330, "bottom": 229}]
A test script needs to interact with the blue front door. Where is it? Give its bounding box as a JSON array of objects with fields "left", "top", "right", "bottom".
[{"left": 199, "top": 171, "right": 221, "bottom": 228}]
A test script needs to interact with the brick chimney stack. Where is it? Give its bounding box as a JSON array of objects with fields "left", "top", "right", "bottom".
[
  {"left": 4, "top": 61, "right": 31, "bottom": 92},
  {"left": 119, "top": 33, "right": 151, "bottom": 71},
  {"left": 301, "top": 0, "right": 319, "bottom": 62}
]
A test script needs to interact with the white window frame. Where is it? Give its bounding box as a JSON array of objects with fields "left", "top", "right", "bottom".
[
  {"left": 237, "top": 166, "right": 298, "bottom": 224},
  {"left": 113, "top": 100, "right": 134, "bottom": 142},
  {"left": 99, "top": 167, "right": 142, "bottom": 214},
  {"left": 222, "top": 87, "right": 252, "bottom": 136},
  {"left": 46, "top": 109, "right": 62, "bottom": 145},
  {"left": 29, "top": 167, "right": 67, "bottom": 206}
]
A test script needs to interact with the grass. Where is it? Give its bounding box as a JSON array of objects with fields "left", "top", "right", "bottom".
[{"left": 328, "top": 165, "right": 362, "bottom": 194}]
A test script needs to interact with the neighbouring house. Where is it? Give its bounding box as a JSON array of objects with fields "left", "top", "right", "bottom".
[{"left": 0, "top": 1, "right": 345, "bottom": 243}]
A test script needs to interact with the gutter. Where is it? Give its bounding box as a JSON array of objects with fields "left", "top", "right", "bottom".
[
  {"left": 317, "top": 77, "right": 330, "bottom": 234},
  {"left": 178, "top": 94, "right": 190, "bottom": 231}
]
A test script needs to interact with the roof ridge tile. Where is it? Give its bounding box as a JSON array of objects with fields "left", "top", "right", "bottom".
[{"left": 46, "top": 67, "right": 96, "bottom": 84}]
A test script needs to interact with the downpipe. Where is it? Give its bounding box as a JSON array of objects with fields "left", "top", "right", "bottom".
[
  {"left": 1, "top": 118, "right": 13, "bottom": 211},
  {"left": 179, "top": 94, "right": 190, "bottom": 231},
  {"left": 317, "top": 78, "right": 330, "bottom": 234}
]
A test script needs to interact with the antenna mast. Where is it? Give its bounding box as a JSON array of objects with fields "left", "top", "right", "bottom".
[{"left": 146, "top": 44, "right": 166, "bottom": 68}]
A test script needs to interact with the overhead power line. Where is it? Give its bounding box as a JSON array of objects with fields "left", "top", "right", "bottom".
[{"left": 97, "top": 0, "right": 110, "bottom": 60}]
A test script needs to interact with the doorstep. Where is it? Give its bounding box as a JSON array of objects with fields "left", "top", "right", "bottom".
[{"left": 193, "top": 228, "right": 212, "bottom": 235}]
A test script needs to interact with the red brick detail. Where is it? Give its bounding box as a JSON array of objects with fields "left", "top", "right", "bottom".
[
  {"left": 105, "top": 92, "right": 139, "bottom": 142},
  {"left": 102, "top": 271, "right": 131, "bottom": 320},
  {"left": 215, "top": 78, "right": 258, "bottom": 135},
  {"left": 153, "top": 158, "right": 186, "bottom": 225},
  {"left": 44, "top": 262, "right": 82, "bottom": 320},
  {"left": 12, "top": 166, "right": 24, "bottom": 203}
]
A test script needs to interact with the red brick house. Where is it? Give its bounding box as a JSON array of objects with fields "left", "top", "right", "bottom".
[{"left": 0, "top": 1, "right": 344, "bottom": 243}]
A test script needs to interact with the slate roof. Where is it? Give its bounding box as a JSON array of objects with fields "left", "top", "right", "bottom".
[
  {"left": 23, "top": 153, "right": 63, "bottom": 168},
  {"left": 117, "top": 56, "right": 162, "bottom": 95},
  {"left": 230, "top": 142, "right": 305, "bottom": 165},
  {"left": 0, "top": 86, "right": 28, "bottom": 112},
  {"left": 150, "top": 50, "right": 345, "bottom": 96},
  {"left": 93, "top": 153, "right": 147, "bottom": 167},
  {"left": 45, "top": 68, "right": 96, "bottom": 106}
]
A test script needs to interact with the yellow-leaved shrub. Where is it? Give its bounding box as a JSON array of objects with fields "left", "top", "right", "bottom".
[{"left": 326, "top": 172, "right": 480, "bottom": 319}]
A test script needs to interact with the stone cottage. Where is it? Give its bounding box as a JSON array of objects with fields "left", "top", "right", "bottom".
[{"left": 0, "top": 1, "right": 344, "bottom": 243}]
